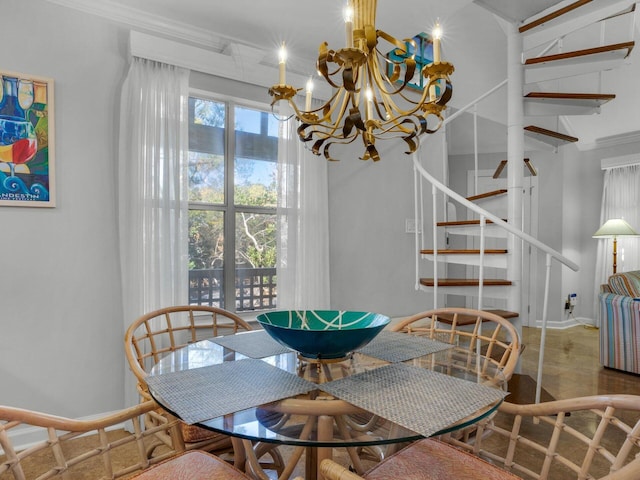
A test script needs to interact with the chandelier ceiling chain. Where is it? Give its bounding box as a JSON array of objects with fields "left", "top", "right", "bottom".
[{"left": 268, "top": 0, "right": 454, "bottom": 162}]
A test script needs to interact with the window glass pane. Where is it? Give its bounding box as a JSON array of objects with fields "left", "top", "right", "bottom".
[
  {"left": 187, "top": 96, "right": 279, "bottom": 314},
  {"left": 235, "top": 212, "right": 277, "bottom": 311},
  {"left": 267, "top": 114, "right": 279, "bottom": 138},
  {"left": 234, "top": 106, "right": 277, "bottom": 207},
  {"left": 188, "top": 151, "right": 225, "bottom": 203},
  {"left": 193, "top": 98, "right": 225, "bottom": 127},
  {"left": 189, "top": 210, "right": 225, "bottom": 308},
  {"left": 189, "top": 97, "right": 225, "bottom": 203},
  {"left": 235, "top": 107, "right": 261, "bottom": 134}
]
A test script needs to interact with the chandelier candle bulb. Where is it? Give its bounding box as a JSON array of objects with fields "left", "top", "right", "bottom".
[
  {"left": 278, "top": 43, "right": 287, "bottom": 85},
  {"left": 305, "top": 77, "right": 314, "bottom": 111},
  {"left": 365, "top": 88, "right": 373, "bottom": 120},
  {"left": 344, "top": 3, "right": 354, "bottom": 48},
  {"left": 433, "top": 24, "right": 442, "bottom": 63}
]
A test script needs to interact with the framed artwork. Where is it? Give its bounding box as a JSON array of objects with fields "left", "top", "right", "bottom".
[{"left": 0, "top": 70, "right": 55, "bottom": 207}]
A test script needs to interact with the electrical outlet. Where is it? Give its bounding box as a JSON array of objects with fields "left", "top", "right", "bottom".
[
  {"left": 565, "top": 293, "right": 577, "bottom": 314},
  {"left": 405, "top": 218, "right": 422, "bottom": 234}
]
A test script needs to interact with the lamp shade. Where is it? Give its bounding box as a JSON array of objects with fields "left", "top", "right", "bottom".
[{"left": 593, "top": 218, "right": 639, "bottom": 238}]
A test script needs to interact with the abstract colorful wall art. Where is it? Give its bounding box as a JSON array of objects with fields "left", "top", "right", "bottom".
[{"left": 0, "top": 70, "right": 55, "bottom": 207}]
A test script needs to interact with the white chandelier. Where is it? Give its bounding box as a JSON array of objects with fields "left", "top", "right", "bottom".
[{"left": 269, "top": 0, "right": 454, "bottom": 161}]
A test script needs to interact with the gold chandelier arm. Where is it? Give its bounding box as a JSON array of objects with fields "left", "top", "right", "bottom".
[
  {"left": 368, "top": 53, "right": 430, "bottom": 119},
  {"left": 318, "top": 43, "right": 344, "bottom": 90},
  {"left": 298, "top": 89, "right": 354, "bottom": 143}
]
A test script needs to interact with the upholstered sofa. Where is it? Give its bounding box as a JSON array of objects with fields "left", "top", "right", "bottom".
[{"left": 599, "top": 270, "right": 640, "bottom": 374}]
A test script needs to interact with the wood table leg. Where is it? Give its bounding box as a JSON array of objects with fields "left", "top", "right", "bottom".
[
  {"left": 231, "top": 437, "right": 247, "bottom": 472},
  {"left": 316, "top": 415, "right": 334, "bottom": 480}
]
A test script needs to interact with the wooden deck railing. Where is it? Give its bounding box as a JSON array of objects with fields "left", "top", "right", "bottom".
[{"left": 189, "top": 267, "right": 277, "bottom": 311}]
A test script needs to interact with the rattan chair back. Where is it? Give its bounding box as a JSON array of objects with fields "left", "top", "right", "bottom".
[{"left": 391, "top": 307, "right": 521, "bottom": 384}]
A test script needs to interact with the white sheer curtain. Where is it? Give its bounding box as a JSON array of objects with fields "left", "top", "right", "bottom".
[
  {"left": 594, "top": 163, "right": 640, "bottom": 322},
  {"left": 118, "top": 58, "right": 190, "bottom": 348},
  {"left": 276, "top": 106, "right": 331, "bottom": 309}
]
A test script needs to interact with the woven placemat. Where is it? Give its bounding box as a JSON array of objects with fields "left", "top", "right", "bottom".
[
  {"left": 321, "top": 363, "right": 507, "bottom": 438},
  {"left": 357, "top": 331, "right": 453, "bottom": 362},
  {"left": 146, "top": 359, "right": 314, "bottom": 424},
  {"left": 209, "top": 330, "right": 292, "bottom": 358}
]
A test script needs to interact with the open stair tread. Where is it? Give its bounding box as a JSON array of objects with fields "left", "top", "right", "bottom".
[
  {"left": 520, "top": 1, "right": 636, "bottom": 51},
  {"left": 524, "top": 92, "right": 616, "bottom": 105},
  {"left": 524, "top": 41, "right": 634, "bottom": 66},
  {"left": 421, "top": 249, "right": 508, "bottom": 255},
  {"left": 467, "top": 189, "right": 508, "bottom": 202},
  {"left": 519, "top": 0, "right": 593, "bottom": 33},
  {"left": 437, "top": 219, "right": 506, "bottom": 227},
  {"left": 493, "top": 159, "right": 537, "bottom": 178},
  {"left": 434, "top": 309, "right": 519, "bottom": 325},
  {"left": 524, "top": 125, "right": 579, "bottom": 145},
  {"left": 420, "top": 278, "right": 513, "bottom": 287}
]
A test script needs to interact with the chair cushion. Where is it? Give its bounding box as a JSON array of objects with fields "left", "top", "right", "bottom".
[
  {"left": 364, "top": 439, "right": 520, "bottom": 480},
  {"left": 608, "top": 271, "right": 640, "bottom": 297},
  {"left": 131, "top": 450, "right": 249, "bottom": 479},
  {"left": 181, "top": 422, "right": 226, "bottom": 443}
]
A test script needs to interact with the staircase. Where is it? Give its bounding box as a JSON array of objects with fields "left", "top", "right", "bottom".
[
  {"left": 415, "top": 0, "right": 635, "bottom": 400},
  {"left": 520, "top": 0, "right": 635, "bottom": 148},
  {"left": 419, "top": 0, "right": 635, "bottom": 307}
]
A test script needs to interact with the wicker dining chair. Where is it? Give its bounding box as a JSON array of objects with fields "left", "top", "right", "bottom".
[
  {"left": 320, "top": 394, "right": 640, "bottom": 480},
  {"left": 391, "top": 307, "right": 521, "bottom": 384},
  {"left": 124, "top": 305, "right": 283, "bottom": 474},
  {"left": 0, "top": 399, "right": 251, "bottom": 480},
  {"left": 352, "top": 307, "right": 521, "bottom": 465}
]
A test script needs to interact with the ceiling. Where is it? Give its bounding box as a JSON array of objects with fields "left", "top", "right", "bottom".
[
  {"left": 45, "top": 0, "right": 640, "bottom": 154},
  {"left": 103, "top": 0, "right": 473, "bottom": 64}
]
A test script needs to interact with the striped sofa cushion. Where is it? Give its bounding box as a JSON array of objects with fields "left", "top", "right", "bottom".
[
  {"left": 608, "top": 271, "right": 640, "bottom": 297},
  {"left": 599, "top": 293, "right": 640, "bottom": 373}
]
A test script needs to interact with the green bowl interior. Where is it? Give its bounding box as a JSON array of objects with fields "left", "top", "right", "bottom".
[{"left": 257, "top": 310, "right": 390, "bottom": 331}]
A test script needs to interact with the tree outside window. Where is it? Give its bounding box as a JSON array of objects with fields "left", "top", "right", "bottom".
[{"left": 188, "top": 96, "right": 278, "bottom": 312}]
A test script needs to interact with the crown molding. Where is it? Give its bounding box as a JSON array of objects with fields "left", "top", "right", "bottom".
[
  {"left": 595, "top": 130, "right": 640, "bottom": 149},
  {"left": 576, "top": 129, "right": 640, "bottom": 151},
  {"left": 130, "top": 31, "right": 333, "bottom": 101},
  {"left": 44, "top": 0, "right": 227, "bottom": 51}
]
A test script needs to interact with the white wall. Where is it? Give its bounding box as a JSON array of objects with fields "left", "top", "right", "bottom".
[
  {"left": 0, "top": 0, "right": 128, "bottom": 416},
  {"left": 327, "top": 140, "right": 435, "bottom": 318},
  {"left": 561, "top": 140, "right": 640, "bottom": 326}
]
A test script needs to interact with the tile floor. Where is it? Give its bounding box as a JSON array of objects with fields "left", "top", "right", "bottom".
[{"left": 519, "top": 325, "right": 640, "bottom": 399}]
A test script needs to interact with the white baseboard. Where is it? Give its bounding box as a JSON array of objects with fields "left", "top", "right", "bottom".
[{"left": 532, "top": 316, "right": 596, "bottom": 329}]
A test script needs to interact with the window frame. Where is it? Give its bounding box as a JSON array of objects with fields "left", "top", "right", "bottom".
[{"left": 188, "top": 88, "right": 278, "bottom": 313}]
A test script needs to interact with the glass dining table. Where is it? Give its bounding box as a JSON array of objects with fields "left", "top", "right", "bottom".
[{"left": 146, "top": 329, "right": 508, "bottom": 480}]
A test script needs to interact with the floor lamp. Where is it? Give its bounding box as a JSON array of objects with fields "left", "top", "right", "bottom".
[{"left": 593, "top": 218, "right": 639, "bottom": 274}]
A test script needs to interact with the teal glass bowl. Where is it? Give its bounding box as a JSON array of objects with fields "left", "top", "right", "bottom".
[{"left": 256, "top": 310, "right": 390, "bottom": 359}]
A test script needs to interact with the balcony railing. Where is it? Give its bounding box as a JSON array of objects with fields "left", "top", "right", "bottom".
[{"left": 189, "top": 267, "right": 277, "bottom": 312}]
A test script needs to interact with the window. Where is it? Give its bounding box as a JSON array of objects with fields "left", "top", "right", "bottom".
[{"left": 187, "top": 95, "right": 279, "bottom": 312}]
